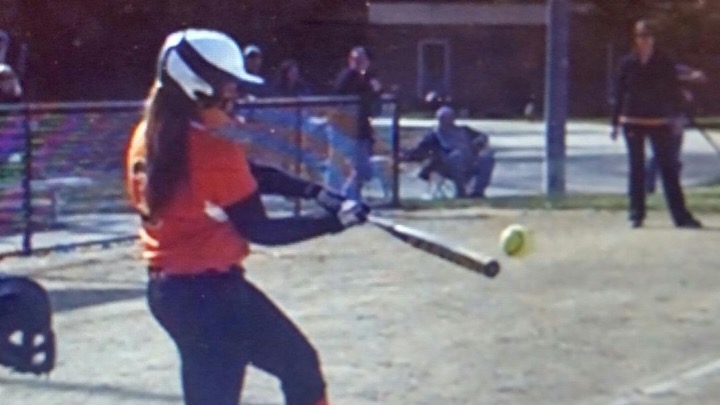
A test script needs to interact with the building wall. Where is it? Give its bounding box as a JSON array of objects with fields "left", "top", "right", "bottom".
[
  {"left": 368, "top": 24, "right": 545, "bottom": 117},
  {"left": 367, "top": 2, "right": 546, "bottom": 116},
  {"left": 567, "top": 13, "right": 614, "bottom": 117},
  {"left": 368, "top": 2, "right": 546, "bottom": 26}
]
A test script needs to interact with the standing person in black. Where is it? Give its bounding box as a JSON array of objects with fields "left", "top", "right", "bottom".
[
  {"left": 610, "top": 20, "right": 701, "bottom": 229},
  {"left": 333, "top": 46, "right": 382, "bottom": 200}
]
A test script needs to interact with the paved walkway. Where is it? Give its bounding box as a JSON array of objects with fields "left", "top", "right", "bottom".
[{"left": 391, "top": 118, "right": 720, "bottom": 197}]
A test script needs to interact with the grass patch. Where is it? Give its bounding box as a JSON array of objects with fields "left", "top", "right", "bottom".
[
  {"left": 401, "top": 110, "right": 435, "bottom": 119},
  {"left": 398, "top": 184, "right": 720, "bottom": 213},
  {"left": 694, "top": 118, "right": 720, "bottom": 131}
]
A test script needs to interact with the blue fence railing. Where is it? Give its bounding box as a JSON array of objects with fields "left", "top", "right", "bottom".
[{"left": 0, "top": 95, "right": 400, "bottom": 258}]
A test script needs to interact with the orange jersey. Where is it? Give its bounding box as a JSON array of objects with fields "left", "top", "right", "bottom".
[{"left": 125, "top": 121, "right": 257, "bottom": 274}]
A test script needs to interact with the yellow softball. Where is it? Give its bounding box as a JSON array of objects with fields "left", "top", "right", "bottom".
[{"left": 499, "top": 224, "right": 533, "bottom": 258}]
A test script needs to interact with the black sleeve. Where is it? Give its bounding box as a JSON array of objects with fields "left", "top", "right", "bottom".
[
  {"left": 611, "top": 57, "right": 628, "bottom": 127},
  {"left": 334, "top": 68, "right": 356, "bottom": 94},
  {"left": 404, "top": 132, "right": 438, "bottom": 161},
  {"left": 465, "top": 126, "right": 482, "bottom": 139},
  {"left": 663, "top": 58, "right": 683, "bottom": 116},
  {"left": 223, "top": 192, "right": 343, "bottom": 246},
  {"left": 248, "top": 161, "right": 322, "bottom": 198},
  {"left": 466, "top": 127, "right": 489, "bottom": 150}
]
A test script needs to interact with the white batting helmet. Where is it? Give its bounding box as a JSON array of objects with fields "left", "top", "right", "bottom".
[{"left": 156, "top": 29, "right": 263, "bottom": 100}]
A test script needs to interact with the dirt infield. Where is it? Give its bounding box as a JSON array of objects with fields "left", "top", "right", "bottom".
[{"left": 1, "top": 208, "right": 720, "bottom": 405}]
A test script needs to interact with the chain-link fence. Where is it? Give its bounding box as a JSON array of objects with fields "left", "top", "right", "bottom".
[{"left": 0, "top": 95, "right": 400, "bottom": 258}]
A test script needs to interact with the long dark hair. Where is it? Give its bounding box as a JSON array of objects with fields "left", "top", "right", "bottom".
[{"left": 142, "top": 83, "right": 196, "bottom": 216}]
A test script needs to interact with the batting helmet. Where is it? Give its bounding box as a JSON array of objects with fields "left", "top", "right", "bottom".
[
  {"left": 0, "top": 274, "right": 56, "bottom": 375},
  {"left": 156, "top": 29, "right": 264, "bottom": 101}
]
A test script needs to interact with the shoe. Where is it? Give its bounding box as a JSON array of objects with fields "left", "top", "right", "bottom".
[
  {"left": 676, "top": 217, "right": 702, "bottom": 229},
  {"left": 467, "top": 191, "right": 486, "bottom": 199},
  {"left": 630, "top": 219, "right": 643, "bottom": 228}
]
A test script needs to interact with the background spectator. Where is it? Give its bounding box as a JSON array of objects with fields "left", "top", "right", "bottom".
[
  {"left": 242, "top": 44, "right": 269, "bottom": 97},
  {"left": 272, "top": 59, "right": 311, "bottom": 97},
  {"left": 610, "top": 19, "right": 701, "bottom": 229},
  {"left": 403, "top": 106, "right": 495, "bottom": 198},
  {"left": 332, "top": 46, "right": 382, "bottom": 199}
]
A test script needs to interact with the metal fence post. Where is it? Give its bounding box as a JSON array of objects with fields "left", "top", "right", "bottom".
[
  {"left": 21, "top": 104, "right": 33, "bottom": 255},
  {"left": 294, "top": 106, "right": 303, "bottom": 216},
  {"left": 390, "top": 97, "right": 401, "bottom": 207},
  {"left": 544, "top": 0, "right": 569, "bottom": 197}
]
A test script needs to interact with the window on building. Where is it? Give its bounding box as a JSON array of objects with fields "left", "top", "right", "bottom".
[{"left": 417, "top": 39, "right": 450, "bottom": 100}]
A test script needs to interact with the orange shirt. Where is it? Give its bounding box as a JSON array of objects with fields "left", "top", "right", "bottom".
[{"left": 125, "top": 120, "right": 257, "bottom": 274}]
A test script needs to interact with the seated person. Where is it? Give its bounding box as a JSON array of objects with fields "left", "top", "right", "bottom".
[{"left": 403, "top": 106, "right": 495, "bottom": 198}]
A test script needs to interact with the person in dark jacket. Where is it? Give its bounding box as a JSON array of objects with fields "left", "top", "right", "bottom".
[
  {"left": 610, "top": 19, "right": 701, "bottom": 229},
  {"left": 645, "top": 63, "right": 707, "bottom": 193},
  {"left": 333, "top": 46, "right": 382, "bottom": 200}
]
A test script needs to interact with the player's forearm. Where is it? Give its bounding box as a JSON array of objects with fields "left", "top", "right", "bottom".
[
  {"left": 249, "top": 161, "right": 321, "bottom": 198},
  {"left": 611, "top": 63, "right": 627, "bottom": 127},
  {"left": 224, "top": 192, "right": 341, "bottom": 246},
  {"left": 239, "top": 216, "right": 342, "bottom": 246}
]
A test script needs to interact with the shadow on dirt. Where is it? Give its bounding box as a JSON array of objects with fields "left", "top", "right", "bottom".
[
  {"left": 48, "top": 287, "right": 144, "bottom": 313},
  {"left": 0, "top": 377, "right": 182, "bottom": 403}
]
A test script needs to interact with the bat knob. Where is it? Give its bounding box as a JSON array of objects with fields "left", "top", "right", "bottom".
[{"left": 483, "top": 261, "right": 501, "bottom": 278}]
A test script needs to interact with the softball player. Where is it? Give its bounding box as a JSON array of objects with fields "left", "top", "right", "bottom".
[{"left": 126, "top": 29, "right": 366, "bottom": 405}]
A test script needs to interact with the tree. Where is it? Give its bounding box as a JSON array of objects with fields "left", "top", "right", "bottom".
[
  {"left": 584, "top": 0, "right": 720, "bottom": 52},
  {"left": 581, "top": 0, "right": 720, "bottom": 104}
]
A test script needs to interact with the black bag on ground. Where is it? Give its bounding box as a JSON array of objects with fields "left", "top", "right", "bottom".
[{"left": 0, "top": 274, "right": 55, "bottom": 375}]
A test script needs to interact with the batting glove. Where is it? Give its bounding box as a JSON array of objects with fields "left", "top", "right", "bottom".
[
  {"left": 315, "top": 188, "right": 346, "bottom": 213},
  {"left": 336, "top": 200, "right": 370, "bottom": 228}
]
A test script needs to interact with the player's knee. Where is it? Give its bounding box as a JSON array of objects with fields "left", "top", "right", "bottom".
[{"left": 281, "top": 344, "right": 326, "bottom": 405}]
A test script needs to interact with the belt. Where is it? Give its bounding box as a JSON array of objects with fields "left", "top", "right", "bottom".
[{"left": 148, "top": 264, "right": 244, "bottom": 280}]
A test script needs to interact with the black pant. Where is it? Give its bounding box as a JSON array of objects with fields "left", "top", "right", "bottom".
[
  {"left": 645, "top": 119, "right": 684, "bottom": 192},
  {"left": 147, "top": 268, "right": 326, "bottom": 405},
  {"left": 623, "top": 124, "right": 693, "bottom": 224}
]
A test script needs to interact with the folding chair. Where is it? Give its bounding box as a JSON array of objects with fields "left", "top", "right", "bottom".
[
  {"left": 369, "top": 155, "right": 392, "bottom": 199},
  {"left": 426, "top": 172, "right": 457, "bottom": 199}
]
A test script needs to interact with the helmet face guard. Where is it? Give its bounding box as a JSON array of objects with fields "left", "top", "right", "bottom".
[{"left": 157, "top": 29, "right": 263, "bottom": 101}]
